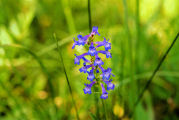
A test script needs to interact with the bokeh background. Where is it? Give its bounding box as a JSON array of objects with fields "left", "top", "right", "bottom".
[{"left": 0, "top": 0, "right": 179, "bottom": 120}]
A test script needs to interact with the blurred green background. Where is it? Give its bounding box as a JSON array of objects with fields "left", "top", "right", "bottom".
[{"left": 0, "top": 0, "right": 179, "bottom": 120}]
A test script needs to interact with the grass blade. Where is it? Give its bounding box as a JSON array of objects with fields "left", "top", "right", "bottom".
[
  {"left": 54, "top": 34, "right": 80, "bottom": 120},
  {"left": 129, "top": 32, "right": 179, "bottom": 117}
]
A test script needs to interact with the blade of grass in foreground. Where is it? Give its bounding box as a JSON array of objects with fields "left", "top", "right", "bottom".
[
  {"left": 129, "top": 32, "right": 179, "bottom": 118},
  {"left": 54, "top": 34, "right": 79, "bottom": 120}
]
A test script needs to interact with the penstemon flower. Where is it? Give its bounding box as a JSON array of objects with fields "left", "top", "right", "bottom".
[{"left": 72, "top": 26, "right": 115, "bottom": 99}]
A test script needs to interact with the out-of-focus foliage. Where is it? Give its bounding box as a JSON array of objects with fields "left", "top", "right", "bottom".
[{"left": 0, "top": 0, "right": 179, "bottom": 119}]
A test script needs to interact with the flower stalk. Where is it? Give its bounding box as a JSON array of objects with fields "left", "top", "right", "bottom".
[{"left": 72, "top": 26, "right": 115, "bottom": 99}]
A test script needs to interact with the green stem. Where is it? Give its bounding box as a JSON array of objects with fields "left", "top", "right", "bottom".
[
  {"left": 135, "top": 0, "right": 141, "bottom": 95},
  {"left": 88, "top": 0, "right": 92, "bottom": 32},
  {"left": 122, "top": 0, "right": 135, "bottom": 109},
  {"left": 54, "top": 34, "right": 80, "bottom": 120}
]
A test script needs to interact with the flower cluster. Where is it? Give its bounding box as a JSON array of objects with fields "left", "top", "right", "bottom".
[{"left": 72, "top": 26, "right": 115, "bottom": 99}]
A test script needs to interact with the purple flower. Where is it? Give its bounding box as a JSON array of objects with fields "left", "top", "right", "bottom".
[
  {"left": 72, "top": 38, "right": 78, "bottom": 49},
  {"left": 77, "top": 35, "right": 86, "bottom": 45},
  {"left": 83, "top": 81, "right": 96, "bottom": 94},
  {"left": 79, "top": 63, "right": 92, "bottom": 73},
  {"left": 91, "top": 26, "right": 100, "bottom": 36},
  {"left": 100, "top": 67, "right": 115, "bottom": 80},
  {"left": 94, "top": 56, "right": 104, "bottom": 66},
  {"left": 100, "top": 83, "right": 108, "bottom": 99},
  {"left": 88, "top": 42, "right": 98, "bottom": 56},
  {"left": 78, "top": 35, "right": 89, "bottom": 45},
  {"left": 72, "top": 35, "right": 89, "bottom": 49},
  {"left": 74, "top": 53, "right": 88, "bottom": 65},
  {"left": 87, "top": 69, "right": 95, "bottom": 81},
  {"left": 96, "top": 37, "right": 111, "bottom": 51},
  {"left": 98, "top": 50, "right": 112, "bottom": 58},
  {"left": 73, "top": 26, "right": 115, "bottom": 99},
  {"left": 104, "top": 79, "right": 115, "bottom": 90}
]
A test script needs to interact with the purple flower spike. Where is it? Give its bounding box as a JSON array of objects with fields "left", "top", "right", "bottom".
[
  {"left": 88, "top": 43, "right": 98, "bottom": 56},
  {"left": 83, "top": 81, "right": 96, "bottom": 94},
  {"left": 91, "top": 26, "right": 100, "bottom": 36},
  {"left": 79, "top": 63, "right": 92, "bottom": 73},
  {"left": 100, "top": 83, "right": 108, "bottom": 99},
  {"left": 87, "top": 69, "right": 95, "bottom": 81},
  {"left": 104, "top": 79, "right": 115, "bottom": 90},
  {"left": 94, "top": 56, "right": 104, "bottom": 66},
  {"left": 101, "top": 68, "right": 114, "bottom": 80},
  {"left": 73, "top": 26, "right": 115, "bottom": 99}
]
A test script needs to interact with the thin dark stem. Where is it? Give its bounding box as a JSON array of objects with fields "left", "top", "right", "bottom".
[
  {"left": 88, "top": 0, "right": 92, "bottom": 32},
  {"left": 54, "top": 34, "right": 80, "bottom": 120},
  {"left": 87, "top": 1, "right": 101, "bottom": 119},
  {"left": 129, "top": 32, "right": 179, "bottom": 117}
]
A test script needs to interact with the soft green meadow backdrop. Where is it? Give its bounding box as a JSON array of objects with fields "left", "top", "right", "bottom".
[{"left": 0, "top": 0, "right": 179, "bottom": 120}]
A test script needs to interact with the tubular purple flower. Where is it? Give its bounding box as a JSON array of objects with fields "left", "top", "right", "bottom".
[
  {"left": 72, "top": 38, "right": 78, "bottom": 49},
  {"left": 83, "top": 81, "right": 96, "bottom": 94},
  {"left": 101, "top": 68, "right": 115, "bottom": 80},
  {"left": 87, "top": 69, "right": 95, "bottom": 81},
  {"left": 88, "top": 42, "right": 98, "bottom": 56},
  {"left": 98, "top": 50, "right": 112, "bottom": 58},
  {"left": 77, "top": 35, "right": 86, "bottom": 45},
  {"left": 103, "top": 79, "right": 115, "bottom": 90},
  {"left": 91, "top": 26, "right": 100, "bottom": 36},
  {"left": 79, "top": 63, "right": 93, "bottom": 73},
  {"left": 78, "top": 35, "right": 90, "bottom": 45},
  {"left": 95, "top": 37, "right": 111, "bottom": 51},
  {"left": 94, "top": 55, "right": 104, "bottom": 66},
  {"left": 74, "top": 53, "right": 88, "bottom": 65},
  {"left": 72, "top": 35, "right": 89, "bottom": 49},
  {"left": 100, "top": 83, "right": 108, "bottom": 99}
]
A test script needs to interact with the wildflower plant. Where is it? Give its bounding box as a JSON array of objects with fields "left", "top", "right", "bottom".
[{"left": 72, "top": 26, "right": 115, "bottom": 99}]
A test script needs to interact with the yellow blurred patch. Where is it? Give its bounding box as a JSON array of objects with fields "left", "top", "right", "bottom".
[
  {"left": 140, "top": 0, "right": 160, "bottom": 23},
  {"left": 147, "top": 20, "right": 169, "bottom": 52},
  {"left": 113, "top": 104, "right": 124, "bottom": 118},
  {"left": 54, "top": 97, "right": 63, "bottom": 108},
  {"left": 37, "top": 91, "right": 48, "bottom": 99},
  {"left": 122, "top": 116, "right": 130, "bottom": 120},
  {"left": 163, "top": 0, "right": 178, "bottom": 18},
  {"left": 70, "top": 107, "right": 76, "bottom": 116}
]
